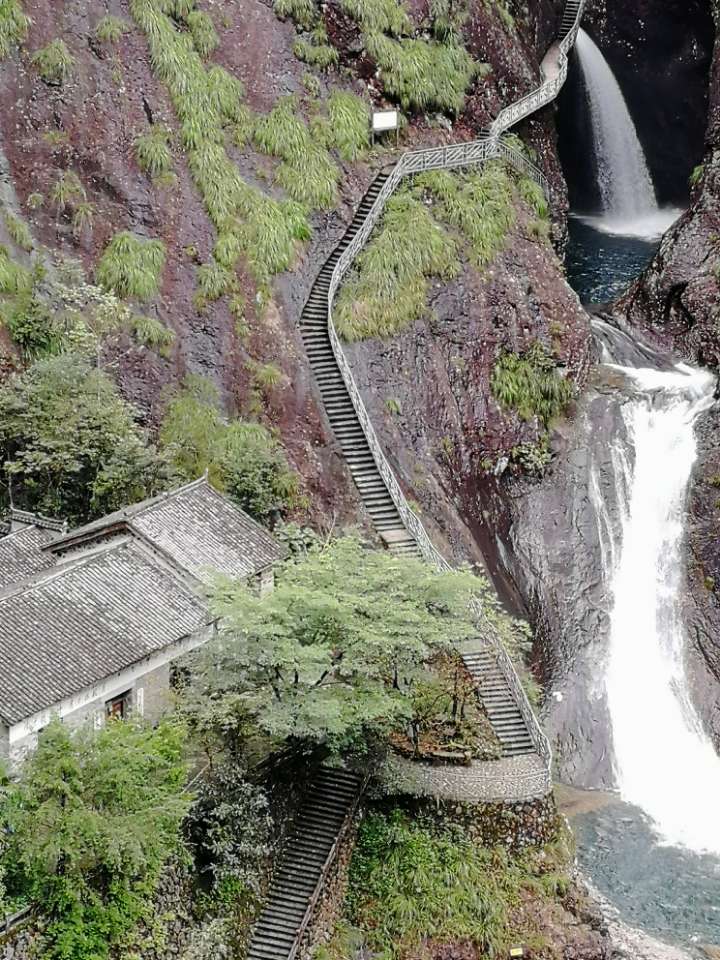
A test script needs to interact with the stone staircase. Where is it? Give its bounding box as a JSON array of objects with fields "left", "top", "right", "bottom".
[
  {"left": 246, "top": 767, "right": 362, "bottom": 960},
  {"left": 462, "top": 650, "right": 535, "bottom": 757},
  {"left": 560, "top": 0, "right": 584, "bottom": 37},
  {"left": 300, "top": 173, "right": 420, "bottom": 558}
]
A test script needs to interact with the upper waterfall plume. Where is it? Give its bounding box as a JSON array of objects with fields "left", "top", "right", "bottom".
[{"left": 575, "top": 29, "right": 661, "bottom": 233}]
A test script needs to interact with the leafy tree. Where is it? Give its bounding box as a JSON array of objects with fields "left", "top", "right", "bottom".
[
  {"left": 0, "top": 720, "right": 190, "bottom": 960},
  {"left": 184, "top": 763, "right": 270, "bottom": 904},
  {"left": 185, "top": 538, "right": 479, "bottom": 753},
  {"left": 0, "top": 354, "right": 171, "bottom": 523},
  {"left": 159, "top": 376, "right": 299, "bottom": 523}
]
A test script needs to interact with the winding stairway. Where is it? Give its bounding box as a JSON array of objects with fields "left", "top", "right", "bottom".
[{"left": 249, "top": 3, "right": 586, "bottom": 956}]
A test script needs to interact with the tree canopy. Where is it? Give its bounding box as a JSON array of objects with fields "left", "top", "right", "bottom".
[
  {"left": 184, "top": 537, "right": 479, "bottom": 754},
  {"left": 0, "top": 719, "right": 190, "bottom": 960},
  {"left": 159, "top": 375, "right": 299, "bottom": 523},
  {"left": 0, "top": 353, "right": 170, "bottom": 523}
]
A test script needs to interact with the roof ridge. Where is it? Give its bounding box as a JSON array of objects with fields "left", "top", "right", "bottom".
[{"left": 8, "top": 508, "right": 67, "bottom": 532}]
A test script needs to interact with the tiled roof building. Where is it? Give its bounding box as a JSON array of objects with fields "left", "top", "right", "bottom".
[{"left": 0, "top": 479, "right": 283, "bottom": 760}]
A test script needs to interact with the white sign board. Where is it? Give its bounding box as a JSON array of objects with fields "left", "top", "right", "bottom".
[{"left": 372, "top": 109, "right": 399, "bottom": 133}]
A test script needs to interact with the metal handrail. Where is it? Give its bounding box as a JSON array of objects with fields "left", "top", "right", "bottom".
[{"left": 320, "top": 0, "right": 586, "bottom": 772}]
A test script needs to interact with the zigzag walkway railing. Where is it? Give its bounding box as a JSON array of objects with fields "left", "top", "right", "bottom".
[{"left": 323, "top": 0, "right": 586, "bottom": 776}]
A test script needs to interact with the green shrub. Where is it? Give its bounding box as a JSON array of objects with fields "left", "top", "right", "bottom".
[
  {"left": 95, "top": 15, "right": 130, "bottom": 43},
  {"left": 292, "top": 36, "right": 339, "bottom": 70},
  {"left": 135, "top": 125, "right": 174, "bottom": 178},
  {"left": 51, "top": 170, "right": 86, "bottom": 210},
  {"left": 690, "top": 163, "right": 704, "bottom": 188},
  {"left": 131, "top": 0, "right": 311, "bottom": 287},
  {"left": 0, "top": 244, "right": 32, "bottom": 295},
  {"left": 365, "top": 32, "right": 477, "bottom": 115},
  {"left": 30, "top": 38, "right": 75, "bottom": 84},
  {"left": 341, "top": 0, "right": 412, "bottom": 36},
  {"left": 0, "top": 0, "right": 29, "bottom": 60},
  {"left": 0, "top": 720, "right": 189, "bottom": 960},
  {"left": 335, "top": 189, "right": 459, "bottom": 340},
  {"left": 301, "top": 71, "right": 321, "bottom": 96},
  {"left": 159, "top": 376, "right": 300, "bottom": 521},
  {"left": 187, "top": 9, "right": 219, "bottom": 58},
  {"left": 0, "top": 353, "right": 170, "bottom": 521},
  {"left": 3, "top": 212, "right": 32, "bottom": 251},
  {"left": 346, "top": 810, "right": 540, "bottom": 956},
  {"left": 132, "top": 313, "right": 175, "bottom": 353},
  {"left": 274, "top": 0, "right": 318, "bottom": 30},
  {"left": 97, "top": 231, "right": 167, "bottom": 301},
  {"left": 197, "top": 260, "right": 235, "bottom": 301},
  {"left": 325, "top": 90, "right": 370, "bottom": 161},
  {"left": 491, "top": 342, "right": 573, "bottom": 425}
]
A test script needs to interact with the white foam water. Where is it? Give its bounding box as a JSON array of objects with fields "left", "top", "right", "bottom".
[
  {"left": 600, "top": 361, "right": 720, "bottom": 854},
  {"left": 575, "top": 29, "right": 659, "bottom": 223}
]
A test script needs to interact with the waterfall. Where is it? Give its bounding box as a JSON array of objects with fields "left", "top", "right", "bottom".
[
  {"left": 575, "top": 30, "right": 671, "bottom": 237},
  {"left": 599, "top": 358, "right": 720, "bottom": 854}
]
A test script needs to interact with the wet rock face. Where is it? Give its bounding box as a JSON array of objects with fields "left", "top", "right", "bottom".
[
  {"left": 558, "top": 0, "right": 714, "bottom": 209},
  {"left": 344, "top": 204, "right": 592, "bottom": 569}
]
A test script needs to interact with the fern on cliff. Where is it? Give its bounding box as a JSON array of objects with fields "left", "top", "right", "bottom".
[
  {"left": 0, "top": 0, "right": 29, "bottom": 60},
  {"left": 335, "top": 189, "right": 459, "bottom": 341},
  {"left": 96, "top": 232, "right": 167, "bottom": 302}
]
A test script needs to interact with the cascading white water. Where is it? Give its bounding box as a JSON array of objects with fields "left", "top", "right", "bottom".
[
  {"left": 601, "top": 361, "right": 720, "bottom": 854},
  {"left": 575, "top": 29, "right": 657, "bottom": 219}
]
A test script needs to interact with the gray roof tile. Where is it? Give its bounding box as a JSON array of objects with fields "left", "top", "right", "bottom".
[
  {"left": 49, "top": 479, "right": 283, "bottom": 586},
  {"left": 0, "top": 541, "right": 209, "bottom": 725},
  {"left": 0, "top": 526, "right": 57, "bottom": 590}
]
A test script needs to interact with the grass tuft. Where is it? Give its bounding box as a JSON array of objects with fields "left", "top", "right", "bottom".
[
  {"left": 415, "top": 162, "right": 515, "bottom": 266},
  {"left": 325, "top": 90, "right": 370, "bottom": 161},
  {"left": 492, "top": 341, "right": 573, "bottom": 425},
  {"left": 340, "top": 0, "right": 412, "bottom": 36},
  {"left": 134, "top": 125, "right": 173, "bottom": 178},
  {"left": 0, "top": 244, "right": 32, "bottom": 295},
  {"left": 335, "top": 189, "right": 458, "bottom": 341},
  {"left": 31, "top": 38, "right": 75, "bottom": 84},
  {"left": 0, "top": 0, "right": 29, "bottom": 60},
  {"left": 132, "top": 313, "right": 175, "bottom": 353},
  {"left": 96, "top": 231, "right": 167, "bottom": 301},
  {"left": 3, "top": 212, "right": 33, "bottom": 251},
  {"left": 274, "top": 0, "right": 317, "bottom": 30},
  {"left": 186, "top": 9, "right": 218, "bottom": 58},
  {"left": 51, "top": 171, "right": 86, "bottom": 210},
  {"left": 95, "top": 15, "right": 130, "bottom": 44},
  {"left": 72, "top": 202, "right": 95, "bottom": 236},
  {"left": 366, "top": 32, "right": 477, "bottom": 115},
  {"left": 517, "top": 176, "right": 549, "bottom": 220},
  {"left": 131, "top": 0, "right": 311, "bottom": 290},
  {"left": 292, "top": 29, "right": 338, "bottom": 71},
  {"left": 254, "top": 96, "right": 339, "bottom": 209}
]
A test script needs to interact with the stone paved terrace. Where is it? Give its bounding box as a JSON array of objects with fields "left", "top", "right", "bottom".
[{"left": 382, "top": 753, "right": 551, "bottom": 803}]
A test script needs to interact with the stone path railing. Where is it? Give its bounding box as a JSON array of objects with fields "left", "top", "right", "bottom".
[{"left": 324, "top": 0, "right": 586, "bottom": 777}]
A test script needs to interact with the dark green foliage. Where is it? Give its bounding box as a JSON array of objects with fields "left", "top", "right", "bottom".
[
  {"left": 96, "top": 231, "right": 167, "bottom": 301},
  {"left": 0, "top": 354, "right": 170, "bottom": 522},
  {"left": 345, "top": 809, "right": 569, "bottom": 957},
  {"left": 0, "top": 0, "right": 30, "bottom": 59},
  {"left": 0, "top": 720, "right": 190, "bottom": 960},
  {"left": 30, "top": 38, "right": 75, "bottom": 84},
  {"left": 187, "top": 537, "right": 478, "bottom": 752},
  {"left": 491, "top": 342, "right": 573, "bottom": 425},
  {"left": 335, "top": 189, "right": 459, "bottom": 340},
  {"left": 159, "top": 376, "right": 300, "bottom": 522},
  {"left": 184, "top": 764, "right": 270, "bottom": 901}
]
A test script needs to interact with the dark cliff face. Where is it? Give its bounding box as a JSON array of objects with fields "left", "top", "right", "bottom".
[{"left": 557, "top": 0, "right": 714, "bottom": 210}]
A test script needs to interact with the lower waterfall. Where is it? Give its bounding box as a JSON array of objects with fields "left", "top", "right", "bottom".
[{"left": 593, "top": 356, "right": 720, "bottom": 854}]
